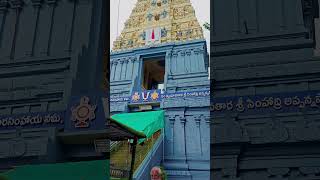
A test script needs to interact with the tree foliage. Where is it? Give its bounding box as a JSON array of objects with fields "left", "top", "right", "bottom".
[{"left": 203, "top": 22, "right": 210, "bottom": 30}]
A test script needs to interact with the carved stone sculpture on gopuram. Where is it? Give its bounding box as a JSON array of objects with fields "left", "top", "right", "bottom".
[{"left": 112, "top": 0, "right": 204, "bottom": 51}]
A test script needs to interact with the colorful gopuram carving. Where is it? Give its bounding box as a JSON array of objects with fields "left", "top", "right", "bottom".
[{"left": 112, "top": 0, "right": 204, "bottom": 51}]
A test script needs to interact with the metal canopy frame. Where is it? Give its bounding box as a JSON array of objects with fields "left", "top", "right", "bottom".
[{"left": 107, "top": 118, "right": 146, "bottom": 180}]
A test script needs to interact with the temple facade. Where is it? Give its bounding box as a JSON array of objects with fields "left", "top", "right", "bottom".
[
  {"left": 0, "top": 0, "right": 108, "bottom": 172},
  {"left": 110, "top": 0, "right": 210, "bottom": 179},
  {"left": 211, "top": 0, "right": 320, "bottom": 179}
]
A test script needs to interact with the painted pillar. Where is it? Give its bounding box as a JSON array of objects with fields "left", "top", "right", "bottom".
[
  {"left": 176, "top": 115, "right": 186, "bottom": 157},
  {"left": 113, "top": 60, "right": 119, "bottom": 81},
  {"left": 191, "top": 49, "right": 199, "bottom": 72},
  {"left": 34, "top": 0, "right": 50, "bottom": 56},
  {"left": 164, "top": 50, "right": 171, "bottom": 87},
  {"left": 232, "top": 0, "right": 240, "bottom": 34},
  {"left": 9, "top": 0, "right": 24, "bottom": 60},
  {"left": 119, "top": 58, "right": 125, "bottom": 80},
  {"left": 178, "top": 50, "right": 185, "bottom": 74},
  {"left": 171, "top": 51, "right": 178, "bottom": 75},
  {"left": 64, "top": 0, "right": 77, "bottom": 53},
  {"left": 132, "top": 56, "right": 139, "bottom": 78},
  {"left": 204, "top": 115, "right": 211, "bottom": 156},
  {"left": 185, "top": 114, "right": 199, "bottom": 157},
  {"left": 0, "top": 1, "right": 8, "bottom": 51},
  {"left": 128, "top": 55, "right": 140, "bottom": 91},
  {"left": 26, "top": 0, "right": 43, "bottom": 57},
  {"left": 110, "top": 60, "right": 114, "bottom": 81},
  {"left": 134, "top": 56, "right": 142, "bottom": 87},
  {"left": 0, "top": 2, "right": 16, "bottom": 61},
  {"left": 166, "top": 115, "right": 175, "bottom": 156},
  {"left": 126, "top": 57, "right": 134, "bottom": 80},
  {"left": 123, "top": 57, "right": 129, "bottom": 80},
  {"left": 43, "top": 0, "right": 57, "bottom": 56},
  {"left": 194, "top": 47, "right": 206, "bottom": 72},
  {"left": 185, "top": 49, "right": 192, "bottom": 73},
  {"left": 123, "top": 57, "right": 130, "bottom": 80},
  {"left": 295, "top": 0, "right": 305, "bottom": 29},
  {"left": 195, "top": 115, "right": 203, "bottom": 156}
]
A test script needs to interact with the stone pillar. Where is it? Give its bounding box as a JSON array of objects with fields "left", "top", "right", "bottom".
[
  {"left": 64, "top": 0, "right": 77, "bottom": 53},
  {"left": 113, "top": 60, "right": 120, "bottom": 81},
  {"left": 166, "top": 115, "right": 175, "bottom": 156},
  {"left": 126, "top": 57, "right": 134, "bottom": 80},
  {"left": 178, "top": 50, "right": 185, "bottom": 74},
  {"left": 123, "top": 58, "right": 129, "bottom": 80},
  {"left": 0, "top": 0, "right": 9, "bottom": 51},
  {"left": 132, "top": 56, "right": 140, "bottom": 83},
  {"left": 165, "top": 50, "right": 171, "bottom": 84},
  {"left": 171, "top": 51, "right": 178, "bottom": 75},
  {"left": 43, "top": 0, "right": 57, "bottom": 56},
  {"left": 164, "top": 112, "right": 191, "bottom": 179},
  {"left": 166, "top": 51, "right": 172, "bottom": 75},
  {"left": 178, "top": 115, "right": 186, "bottom": 157},
  {"left": 204, "top": 115, "right": 211, "bottom": 156},
  {"left": 8, "top": 0, "right": 23, "bottom": 60},
  {"left": 0, "top": 0, "right": 20, "bottom": 61},
  {"left": 195, "top": 115, "right": 202, "bottom": 155},
  {"left": 110, "top": 60, "right": 114, "bottom": 81},
  {"left": 190, "top": 49, "right": 199, "bottom": 72},
  {"left": 315, "top": 15, "right": 320, "bottom": 56},
  {"left": 26, "top": 0, "right": 43, "bottom": 57},
  {"left": 119, "top": 58, "right": 125, "bottom": 80},
  {"left": 194, "top": 47, "right": 205, "bottom": 72},
  {"left": 185, "top": 49, "right": 191, "bottom": 73}
]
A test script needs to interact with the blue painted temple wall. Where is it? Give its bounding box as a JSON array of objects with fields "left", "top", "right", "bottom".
[
  {"left": 0, "top": 0, "right": 107, "bottom": 170},
  {"left": 110, "top": 40, "right": 210, "bottom": 179},
  {"left": 211, "top": 0, "right": 320, "bottom": 179}
]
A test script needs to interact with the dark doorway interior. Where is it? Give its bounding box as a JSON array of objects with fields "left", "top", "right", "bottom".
[{"left": 142, "top": 57, "right": 165, "bottom": 90}]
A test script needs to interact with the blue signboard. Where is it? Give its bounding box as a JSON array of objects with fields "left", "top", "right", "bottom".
[
  {"left": 110, "top": 96, "right": 130, "bottom": 103},
  {"left": 161, "top": 90, "right": 210, "bottom": 99},
  {"left": 0, "top": 111, "right": 64, "bottom": 130},
  {"left": 110, "top": 90, "right": 210, "bottom": 103},
  {"left": 0, "top": 94, "right": 108, "bottom": 131},
  {"left": 211, "top": 91, "right": 320, "bottom": 114}
]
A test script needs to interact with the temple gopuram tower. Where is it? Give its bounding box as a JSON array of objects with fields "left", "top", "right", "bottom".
[{"left": 110, "top": 0, "right": 210, "bottom": 179}]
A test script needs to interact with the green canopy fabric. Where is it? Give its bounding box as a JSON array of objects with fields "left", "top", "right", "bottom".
[
  {"left": 111, "top": 110, "right": 164, "bottom": 143},
  {"left": 2, "top": 160, "right": 109, "bottom": 180}
]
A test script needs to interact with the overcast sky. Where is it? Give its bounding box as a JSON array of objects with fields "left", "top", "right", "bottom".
[{"left": 110, "top": 0, "right": 210, "bottom": 51}]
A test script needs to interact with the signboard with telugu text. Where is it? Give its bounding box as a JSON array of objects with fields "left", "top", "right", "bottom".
[
  {"left": 0, "top": 112, "right": 64, "bottom": 130},
  {"left": 211, "top": 91, "right": 320, "bottom": 115},
  {"left": 110, "top": 90, "right": 210, "bottom": 104}
]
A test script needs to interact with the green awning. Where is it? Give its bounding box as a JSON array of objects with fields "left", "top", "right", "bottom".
[
  {"left": 111, "top": 110, "right": 164, "bottom": 143},
  {"left": 1, "top": 160, "right": 109, "bottom": 180},
  {"left": 108, "top": 118, "right": 147, "bottom": 140}
]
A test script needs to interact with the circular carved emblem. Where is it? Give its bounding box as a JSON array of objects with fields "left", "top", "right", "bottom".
[
  {"left": 151, "top": 91, "right": 159, "bottom": 101},
  {"left": 71, "top": 96, "right": 97, "bottom": 128},
  {"left": 132, "top": 92, "right": 140, "bottom": 102}
]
